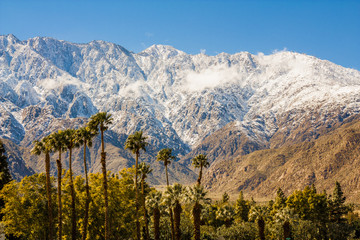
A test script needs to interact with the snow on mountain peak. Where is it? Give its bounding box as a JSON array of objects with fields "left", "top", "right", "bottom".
[
  {"left": 140, "top": 44, "right": 184, "bottom": 58},
  {"left": 0, "top": 34, "right": 20, "bottom": 49}
]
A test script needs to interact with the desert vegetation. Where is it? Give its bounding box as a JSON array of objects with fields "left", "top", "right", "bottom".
[{"left": 0, "top": 113, "right": 360, "bottom": 240}]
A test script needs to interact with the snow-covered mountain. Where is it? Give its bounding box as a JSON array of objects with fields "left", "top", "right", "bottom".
[{"left": 1, "top": 34, "right": 360, "bottom": 184}]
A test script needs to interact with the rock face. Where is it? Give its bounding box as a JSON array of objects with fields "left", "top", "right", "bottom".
[{"left": 1, "top": 34, "right": 360, "bottom": 189}]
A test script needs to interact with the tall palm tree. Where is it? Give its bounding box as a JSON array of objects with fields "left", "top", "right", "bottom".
[
  {"left": 164, "top": 183, "right": 185, "bottom": 240},
  {"left": 156, "top": 148, "right": 175, "bottom": 186},
  {"left": 192, "top": 154, "right": 209, "bottom": 185},
  {"left": 75, "top": 126, "right": 98, "bottom": 240},
  {"left": 138, "top": 162, "right": 153, "bottom": 240},
  {"left": 124, "top": 131, "right": 148, "bottom": 240},
  {"left": 146, "top": 191, "right": 163, "bottom": 240},
  {"left": 31, "top": 136, "right": 54, "bottom": 240},
  {"left": 185, "top": 185, "right": 211, "bottom": 240},
  {"left": 49, "top": 130, "right": 67, "bottom": 240},
  {"left": 156, "top": 148, "right": 176, "bottom": 240},
  {"left": 63, "top": 128, "right": 79, "bottom": 240},
  {"left": 88, "top": 112, "right": 113, "bottom": 240}
]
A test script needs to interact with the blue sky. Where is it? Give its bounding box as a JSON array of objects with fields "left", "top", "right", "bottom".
[{"left": 1, "top": 0, "right": 359, "bottom": 70}]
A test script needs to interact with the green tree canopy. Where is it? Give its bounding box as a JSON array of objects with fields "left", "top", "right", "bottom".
[
  {"left": 329, "top": 181, "right": 350, "bottom": 223},
  {"left": 0, "top": 174, "right": 53, "bottom": 240},
  {"left": 235, "top": 191, "right": 251, "bottom": 222}
]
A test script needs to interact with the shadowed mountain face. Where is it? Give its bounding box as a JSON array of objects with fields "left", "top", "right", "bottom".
[{"left": 1, "top": 34, "right": 360, "bottom": 191}]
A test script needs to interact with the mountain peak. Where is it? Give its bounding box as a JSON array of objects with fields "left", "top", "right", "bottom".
[
  {"left": 0, "top": 34, "right": 20, "bottom": 48},
  {"left": 5, "top": 34, "right": 19, "bottom": 41},
  {"left": 139, "top": 44, "right": 184, "bottom": 58}
]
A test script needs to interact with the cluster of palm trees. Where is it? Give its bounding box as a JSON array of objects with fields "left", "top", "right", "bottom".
[
  {"left": 32, "top": 111, "right": 211, "bottom": 240},
  {"left": 145, "top": 151, "right": 210, "bottom": 240},
  {"left": 31, "top": 112, "right": 113, "bottom": 240},
  {"left": 124, "top": 132, "right": 211, "bottom": 240}
]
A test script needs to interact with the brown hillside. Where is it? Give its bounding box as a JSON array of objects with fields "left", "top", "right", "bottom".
[
  {"left": 179, "top": 121, "right": 267, "bottom": 169},
  {"left": 203, "top": 118, "right": 360, "bottom": 202}
]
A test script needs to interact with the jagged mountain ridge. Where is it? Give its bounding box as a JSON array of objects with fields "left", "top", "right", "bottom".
[{"left": 1, "top": 34, "right": 360, "bottom": 185}]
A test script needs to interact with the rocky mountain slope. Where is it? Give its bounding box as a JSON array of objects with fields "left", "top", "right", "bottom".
[
  {"left": 203, "top": 116, "right": 360, "bottom": 202},
  {"left": 0, "top": 138, "right": 35, "bottom": 180},
  {"left": 0, "top": 34, "right": 360, "bottom": 188}
]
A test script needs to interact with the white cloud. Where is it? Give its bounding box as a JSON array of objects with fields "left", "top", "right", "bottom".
[
  {"left": 272, "top": 47, "right": 288, "bottom": 54},
  {"left": 39, "top": 77, "right": 83, "bottom": 90},
  {"left": 200, "top": 49, "right": 206, "bottom": 55},
  {"left": 119, "top": 81, "right": 146, "bottom": 96},
  {"left": 183, "top": 65, "right": 241, "bottom": 92},
  {"left": 256, "top": 52, "right": 265, "bottom": 57}
]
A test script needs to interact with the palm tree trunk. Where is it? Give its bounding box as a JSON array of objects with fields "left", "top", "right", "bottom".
[
  {"left": 165, "top": 165, "right": 169, "bottom": 186},
  {"left": 69, "top": 147, "right": 77, "bottom": 240},
  {"left": 169, "top": 209, "right": 175, "bottom": 240},
  {"left": 56, "top": 151, "right": 62, "bottom": 240},
  {"left": 320, "top": 224, "right": 328, "bottom": 240},
  {"left": 193, "top": 202, "right": 201, "bottom": 240},
  {"left": 101, "top": 128, "right": 110, "bottom": 240},
  {"left": 153, "top": 207, "right": 160, "bottom": 240},
  {"left": 258, "top": 217, "right": 265, "bottom": 240},
  {"left": 283, "top": 220, "right": 291, "bottom": 240},
  {"left": 82, "top": 141, "right": 90, "bottom": 240},
  {"left": 225, "top": 219, "right": 232, "bottom": 228},
  {"left": 174, "top": 201, "right": 182, "bottom": 240},
  {"left": 135, "top": 151, "right": 140, "bottom": 240},
  {"left": 45, "top": 152, "right": 54, "bottom": 240},
  {"left": 141, "top": 178, "right": 149, "bottom": 240},
  {"left": 165, "top": 165, "right": 175, "bottom": 240},
  {"left": 197, "top": 165, "right": 203, "bottom": 185}
]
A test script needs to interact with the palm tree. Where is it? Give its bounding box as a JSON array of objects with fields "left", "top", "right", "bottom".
[
  {"left": 249, "top": 205, "right": 268, "bottom": 240},
  {"left": 49, "top": 130, "right": 67, "bottom": 240},
  {"left": 156, "top": 148, "right": 175, "bottom": 186},
  {"left": 146, "top": 191, "right": 163, "bottom": 240},
  {"left": 164, "top": 183, "right": 185, "bottom": 240},
  {"left": 216, "top": 205, "right": 235, "bottom": 228},
  {"left": 185, "top": 185, "right": 211, "bottom": 240},
  {"left": 138, "top": 162, "right": 153, "bottom": 240},
  {"left": 124, "top": 131, "right": 148, "bottom": 240},
  {"left": 156, "top": 148, "right": 176, "bottom": 240},
  {"left": 63, "top": 128, "right": 79, "bottom": 240},
  {"left": 275, "top": 207, "right": 297, "bottom": 240},
  {"left": 75, "top": 126, "right": 98, "bottom": 240},
  {"left": 31, "top": 136, "right": 54, "bottom": 240},
  {"left": 201, "top": 205, "right": 217, "bottom": 228},
  {"left": 192, "top": 154, "right": 209, "bottom": 185},
  {"left": 88, "top": 112, "right": 113, "bottom": 240}
]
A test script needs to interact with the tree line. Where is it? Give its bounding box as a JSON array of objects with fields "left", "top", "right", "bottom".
[{"left": 0, "top": 112, "right": 360, "bottom": 240}]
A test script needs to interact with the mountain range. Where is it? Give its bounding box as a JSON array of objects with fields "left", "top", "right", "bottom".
[{"left": 1, "top": 34, "right": 360, "bottom": 200}]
